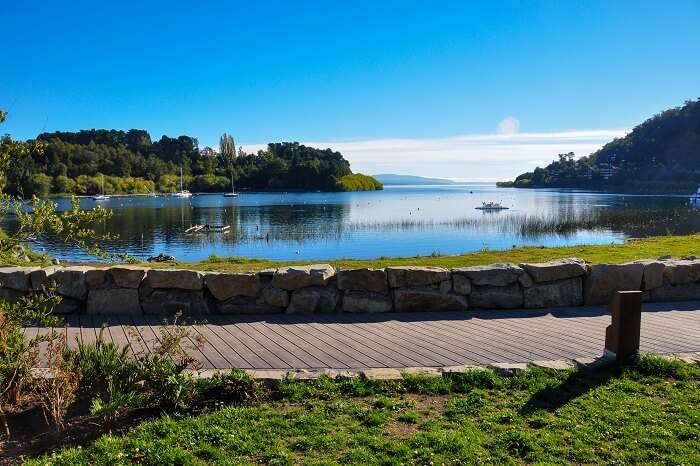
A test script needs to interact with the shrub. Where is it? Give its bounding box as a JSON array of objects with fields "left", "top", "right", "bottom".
[
  {"left": 31, "top": 332, "right": 80, "bottom": 431},
  {"left": 335, "top": 173, "right": 383, "bottom": 191}
]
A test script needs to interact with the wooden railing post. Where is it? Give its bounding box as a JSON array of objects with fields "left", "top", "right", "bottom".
[{"left": 605, "top": 290, "right": 643, "bottom": 361}]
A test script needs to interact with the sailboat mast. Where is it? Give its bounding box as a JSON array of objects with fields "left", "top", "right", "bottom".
[{"left": 180, "top": 167, "right": 183, "bottom": 192}]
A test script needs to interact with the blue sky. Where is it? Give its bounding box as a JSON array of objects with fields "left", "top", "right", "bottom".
[{"left": 2, "top": 0, "right": 699, "bottom": 180}]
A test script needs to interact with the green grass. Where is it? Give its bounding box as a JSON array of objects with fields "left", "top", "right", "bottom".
[
  {"left": 31, "top": 356, "right": 700, "bottom": 465},
  {"left": 144, "top": 233, "right": 700, "bottom": 272}
]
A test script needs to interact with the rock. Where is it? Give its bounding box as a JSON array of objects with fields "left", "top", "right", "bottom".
[
  {"left": 452, "top": 263, "right": 523, "bottom": 287},
  {"left": 649, "top": 282, "right": 700, "bottom": 302},
  {"left": 50, "top": 267, "right": 90, "bottom": 300},
  {"left": 439, "top": 279, "right": 452, "bottom": 294},
  {"left": 141, "top": 290, "right": 208, "bottom": 314},
  {"left": 518, "top": 273, "right": 534, "bottom": 288},
  {"left": 147, "top": 269, "right": 203, "bottom": 290},
  {"left": 393, "top": 289, "right": 467, "bottom": 312},
  {"left": 520, "top": 258, "right": 587, "bottom": 283},
  {"left": 0, "top": 266, "right": 37, "bottom": 291},
  {"left": 658, "top": 255, "right": 672, "bottom": 261},
  {"left": 523, "top": 277, "right": 583, "bottom": 308},
  {"left": 85, "top": 268, "right": 107, "bottom": 289},
  {"left": 681, "top": 255, "right": 698, "bottom": 260},
  {"left": 386, "top": 266, "right": 450, "bottom": 288},
  {"left": 262, "top": 286, "right": 290, "bottom": 308},
  {"left": 441, "top": 365, "right": 483, "bottom": 374},
  {"left": 205, "top": 272, "right": 261, "bottom": 300},
  {"left": 402, "top": 367, "right": 441, "bottom": 376},
  {"left": 342, "top": 291, "right": 393, "bottom": 313},
  {"left": 272, "top": 264, "right": 335, "bottom": 290},
  {"left": 488, "top": 362, "right": 528, "bottom": 374},
  {"left": 452, "top": 274, "right": 472, "bottom": 295},
  {"left": 662, "top": 260, "right": 700, "bottom": 286},
  {"left": 530, "top": 360, "right": 575, "bottom": 370},
  {"left": 287, "top": 287, "right": 340, "bottom": 313},
  {"left": 52, "top": 298, "right": 81, "bottom": 314},
  {"left": 337, "top": 268, "right": 388, "bottom": 293},
  {"left": 214, "top": 296, "right": 282, "bottom": 314},
  {"left": 470, "top": 283, "right": 523, "bottom": 309},
  {"left": 361, "top": 368, "right": 402, "bottom": 380},
  {"left": 583, "top": 262, "right": 643, "bottom": 305},
  {"left": 30, "top": 267, "right": 59, "bottom": 291},
  {"left": 635, "top": 260, "right": 665, "bottom": 290},
  {"left": 108, "top": 266, "right": 148, "bottom": 289},
  {"left": 0, "top": 288, "right": 26, "bottom": 304},
  {"left": 244, "top": 369, "right": 289, "bottom": 381},
  {"left": 86, "top": 289, "right": 141, "bottom": 314}
]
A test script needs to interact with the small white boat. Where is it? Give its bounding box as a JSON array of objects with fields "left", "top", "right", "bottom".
[
  {"left": 173, "top": 167, "right": 192, "bottom": 198},
  {"left": 224, "top": 173, "right": 238, "bottom": 197},
  {"left": 173, "top": 190, "right": 192, "bottom": 198},
  {"left": 92, "top": 175, "right": 110, "bottom": 201},
  {"left": 690, "top": 188, "right": 700, "bottom": 207},
  {"left": 475, "top": 201, "right": 509, "bottom": 211}
]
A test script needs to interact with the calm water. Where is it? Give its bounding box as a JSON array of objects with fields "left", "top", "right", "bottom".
[{"left": 6, "top": 184, "right": 698, "bottom": 262}]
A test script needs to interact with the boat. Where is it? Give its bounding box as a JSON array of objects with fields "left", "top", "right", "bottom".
[
  {"left": 475, "top": 201, "right": 509, "bottom": 211},
  {"left": 223, "top": 173, "right": 238, "bottom": 197},
  {"left": 173, "top": 167, "right": 192, "bottom": 198},
  {"left": 92, "top": 175, "right": 110, "bottom": 201},
  {"left": 690, "top": 188, "right": 700, "bottom": 207}
]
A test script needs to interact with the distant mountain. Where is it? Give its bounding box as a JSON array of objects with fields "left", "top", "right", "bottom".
[
  {"left": 507, "top": 98, "right": 700, "bottom": 193},
  {"left": 373, "top": 174, "right": 457, "bottom": 185}
]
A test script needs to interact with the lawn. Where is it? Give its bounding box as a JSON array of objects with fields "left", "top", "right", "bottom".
[
  {"left": 28, "top": 356, "right": 700, "bottom": 465},
  {"left": 148, "top": 233, "right": 700, "bottom": 272}
]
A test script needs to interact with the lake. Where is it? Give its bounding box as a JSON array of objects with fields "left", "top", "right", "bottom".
[{"left": 6, "top": 184, "right": 699, "bottom": 262}]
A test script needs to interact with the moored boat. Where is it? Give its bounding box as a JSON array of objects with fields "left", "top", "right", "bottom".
[{"left": 475, "top": 201, "right": 509, "bottom": 211}]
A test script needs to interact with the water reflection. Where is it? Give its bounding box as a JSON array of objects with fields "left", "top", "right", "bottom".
[{"left": 2, "top": 185, "right": 698, "bottom": 262}]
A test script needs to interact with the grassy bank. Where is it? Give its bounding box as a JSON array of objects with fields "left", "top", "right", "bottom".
[
  {"left": 148, "top": 233, "right": 700, "bottom": 272},
  {"left": 28, "top": 356, "right": 700, "bottom": 465}
]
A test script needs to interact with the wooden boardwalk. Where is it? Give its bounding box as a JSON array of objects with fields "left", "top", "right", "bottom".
[{"left": 25, "top": 301, "right": 700, "bottom": 370}]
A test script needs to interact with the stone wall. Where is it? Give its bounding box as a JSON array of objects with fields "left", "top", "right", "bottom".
[{"left": 1, "top": 257, "right": 699, "bottom": 315}]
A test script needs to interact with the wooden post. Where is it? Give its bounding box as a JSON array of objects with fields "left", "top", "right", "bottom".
[{"left": 605, "top": 290, "right": 643, "bottom": 361}]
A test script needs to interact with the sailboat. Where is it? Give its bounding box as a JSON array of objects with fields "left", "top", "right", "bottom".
[
  {"left": 92, "top": 175, "right": 109, "bottom": 201},
  {"left": 224, "top": 173, "right": 238, "bottom": 197},
  {"left": 173, "top": 167, "right": 192, "bottom": 198}
]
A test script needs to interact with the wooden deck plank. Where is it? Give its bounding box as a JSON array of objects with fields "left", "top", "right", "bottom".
[
  {"left": 270, "top": 316, "right": 386, "bottom": 368},
  {"left": 262, "top": 315, "right": 367, "bottom": 368},
  {"left": 241, "top": 321, "right": 328, "bottom": 368},
  {"left": 356, "top": 317, "right": 483, "bottom": 365},
  {"left": 23, "top": 302, "right": 700, "bottom": 370},
  {"left": 190, "top": 323, "right": 252, "bottom": 369},
  {"left": 214, "top": 317, "right": 291, "bottom": 369},
  {"left": 314, "top": 316, "right": 444, "bottom": 367},
  {"left": 305, "top": 319, "right": 410, "bottom": 367},
  {"left": 257, "top": 320, "right": 351, "bottom": 369},
  {"left": 206, "top": 317, "right": 272, "bottom": 369}
]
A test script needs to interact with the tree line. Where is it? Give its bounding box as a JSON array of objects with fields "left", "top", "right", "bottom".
[
  {"left": 506, "top": 98, "right": 700, "bottom": 193},
  {"left": 3, "top": 129, "right": 381, "bottom": 196}
]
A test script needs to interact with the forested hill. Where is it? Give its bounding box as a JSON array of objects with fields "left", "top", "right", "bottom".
[
  {"left": 506, "top": 98, "right": 700, "bottom": 193},
  {"left": 5, "top": 130, "right": 382, "bottom": 195}
]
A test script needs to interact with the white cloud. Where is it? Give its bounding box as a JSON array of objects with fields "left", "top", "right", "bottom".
[
  {"left": 239, "top": 129, "right": 627, "bottom": 181},
  {"left": 497, "top": 116, "right": 520, "bottom": 135}
]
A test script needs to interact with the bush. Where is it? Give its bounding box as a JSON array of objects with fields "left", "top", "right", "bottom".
[
  {"left": 26, "top": 173, "right": 53, "bottom": 197},
  {"left": 54, "top": 175, "right": 76, "bottom": 193},
  {"left": 335, "top": 173, "right": 383, "bottom": 191}
]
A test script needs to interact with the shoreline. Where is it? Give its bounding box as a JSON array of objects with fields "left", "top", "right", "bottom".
[{"left": 41, "top": 233, "right": 699, "bottom": 273}]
